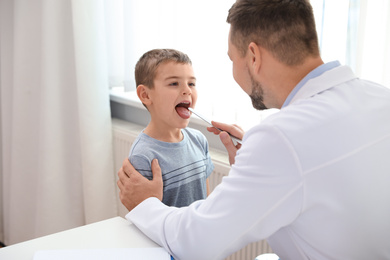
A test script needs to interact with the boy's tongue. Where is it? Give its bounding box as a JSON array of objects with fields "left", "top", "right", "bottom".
[{"left": 176, "top": 106, "right": 190, "bottom": 119}]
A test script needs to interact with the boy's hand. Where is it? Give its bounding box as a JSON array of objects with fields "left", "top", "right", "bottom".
[
  {"left": 117, "top": 158, "right": 163, "bottom": 211},
  {"left": 207, "top": 121, "right": 244, "bottom": 165}
]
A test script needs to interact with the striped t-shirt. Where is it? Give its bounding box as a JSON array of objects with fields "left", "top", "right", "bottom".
[{"left": 128, "top": 127, "right": 214, "bottom": 207}]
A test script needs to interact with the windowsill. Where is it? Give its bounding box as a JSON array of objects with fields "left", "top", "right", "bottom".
[
  {"left": 109, "top": 87, "right": 230, "bottom": 156},
  {"left": 109, "top": 87, "right": 145, "bottom": 110}
]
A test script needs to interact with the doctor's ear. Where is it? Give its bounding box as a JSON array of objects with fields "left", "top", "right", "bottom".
[
  {"left": 248, "top": 42, "right": 261, "bottom": 73},
  {"left": 136, "top": 85, "right": 152, "bottom": 106}
]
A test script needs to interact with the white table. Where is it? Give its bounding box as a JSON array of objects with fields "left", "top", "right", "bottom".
[{"left": 0, "top": 217, "right": 160, "bottom": 260}]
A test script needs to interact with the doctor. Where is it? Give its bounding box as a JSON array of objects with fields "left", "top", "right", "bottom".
[{"left": 117, "top": 0, "right": 390, "bottom": 259}]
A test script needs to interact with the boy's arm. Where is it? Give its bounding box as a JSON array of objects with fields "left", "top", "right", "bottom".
[{"left": 206, "top": 179, "right": 210, "bottom": 196}]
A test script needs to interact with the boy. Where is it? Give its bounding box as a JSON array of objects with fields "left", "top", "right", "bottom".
[{"left": 128, "top": 49, "right": 214, "bottom": 207}]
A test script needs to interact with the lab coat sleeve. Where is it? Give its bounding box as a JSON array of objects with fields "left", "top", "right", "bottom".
[{"left": 127, "top": 124, "right": 304, "bottom": 260}]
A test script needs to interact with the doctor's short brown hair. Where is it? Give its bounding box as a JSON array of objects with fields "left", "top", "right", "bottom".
[{"left": 227, "top": 0, "right": 320, "bottom": 66}]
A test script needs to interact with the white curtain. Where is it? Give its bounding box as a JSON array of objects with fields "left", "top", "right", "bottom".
[
  {"left": 0, "top": 0, "right": 117, "bottom": 245},
  {"left": 354, "top": 0, "right": 390, "bottom": 86},
  {"left": 313, "top": 0, "right": 390, "bottom": 88}
]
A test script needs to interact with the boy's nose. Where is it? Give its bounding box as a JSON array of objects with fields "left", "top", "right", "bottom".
[{"left": 182, "top": 85, "right": 192, "bottom": 95}]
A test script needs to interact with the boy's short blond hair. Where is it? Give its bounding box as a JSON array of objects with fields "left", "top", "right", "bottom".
[{"left": 135, "top": 49, "right": 192, "bottom": 89}]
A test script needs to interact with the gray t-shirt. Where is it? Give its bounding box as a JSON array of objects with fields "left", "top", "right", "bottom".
[{"left": 128, "top": 128, "right": 214, "bottom": 207}]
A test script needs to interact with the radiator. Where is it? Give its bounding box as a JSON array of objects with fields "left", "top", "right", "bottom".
[{"left": 112, "top": 118, "right": 273, "bottom": 260}]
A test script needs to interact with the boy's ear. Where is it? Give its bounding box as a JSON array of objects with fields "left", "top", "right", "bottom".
[
  {"left": 247, "top": 42, "right": 261, "bottom": 73},
  {"left": 136, "top": 85, "right": 152, "bottom": 106}
]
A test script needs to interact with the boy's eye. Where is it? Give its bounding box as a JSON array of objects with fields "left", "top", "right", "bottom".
[{"left": 168, "top": 82, "right": 196, "bottom": 87}]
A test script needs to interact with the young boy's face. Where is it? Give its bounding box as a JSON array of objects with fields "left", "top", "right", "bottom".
[{"left": 148, "top": 61, "right": 197, "bottom": 129}]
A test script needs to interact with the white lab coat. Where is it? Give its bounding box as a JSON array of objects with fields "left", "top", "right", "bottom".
[{"left": 127, "top": 65, "right": 390, "bottom": 260}]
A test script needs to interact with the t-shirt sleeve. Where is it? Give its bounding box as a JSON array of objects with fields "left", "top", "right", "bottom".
[
  {"left": 205, "top": 153, "right": 214, "bottom": 178},
  {"left": 129, "top": 153, "right": 153, "bottom": 180},
  {"left": 201, "top": 134, "right": 214, "bottom": 178}
]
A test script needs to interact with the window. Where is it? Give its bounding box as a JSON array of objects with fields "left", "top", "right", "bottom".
[
  {"left": 312, "top": 0, "right": 390, "bottom": 84},
  {"left": 106, "top": 0, "right": 390, "bottom": 130}
]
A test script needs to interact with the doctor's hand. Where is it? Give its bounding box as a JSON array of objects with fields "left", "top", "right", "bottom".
[
  {"left": 117, "top": 158, "right": 163, "bottom": 212},
  {"left": 207, "top": 121, "right": 244, "bottom": 165}
]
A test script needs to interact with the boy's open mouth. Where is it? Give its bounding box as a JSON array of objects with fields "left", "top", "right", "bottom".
[{"left": 175, "top": 101, "right": 191, "bottom": 119}]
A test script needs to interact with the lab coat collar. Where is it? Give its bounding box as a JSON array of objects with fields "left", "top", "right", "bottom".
[{"left": 287, "top": 65, "right": 357, "bottom": 107}]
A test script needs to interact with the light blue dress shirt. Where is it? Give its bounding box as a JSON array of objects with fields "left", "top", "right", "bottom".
[{"left": 282, "top": 61, "right": 340, "bottom": 108}]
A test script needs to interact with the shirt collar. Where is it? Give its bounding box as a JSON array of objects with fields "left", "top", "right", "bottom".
[{"left": 282, "top": 61, "right": 341, "bottom": 108}]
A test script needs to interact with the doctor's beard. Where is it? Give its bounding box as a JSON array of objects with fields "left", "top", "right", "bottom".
[{"left": 249, "top": 72, "right": 267, "bottom": 111}]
